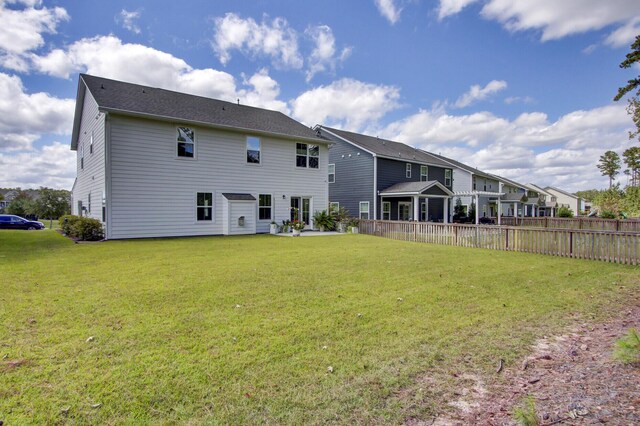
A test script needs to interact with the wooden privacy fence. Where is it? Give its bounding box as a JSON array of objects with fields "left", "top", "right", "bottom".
[
  {"left": 498, "top": 216, "right": 640, "bottom": 232},
  {"left": 359, "top": 220, "right": 640, "bottom": 265}
]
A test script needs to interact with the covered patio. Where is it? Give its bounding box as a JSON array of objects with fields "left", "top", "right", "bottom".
[
  {"left": 378, "top": 181, "right": 453, "bottom": 223},
  {"left": 454, "top": 190, "right": 505, "bottom": 224}
]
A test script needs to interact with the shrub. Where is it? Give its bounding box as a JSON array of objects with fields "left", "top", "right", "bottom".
[
  {"left": 613, "top": 328, "right": 640, "bottom": 364},
  {"left": 557, "top": 206, "right": 574, "bottom": 218},
  {"left": 599, "top": 210, "right": 617, "bottom": 219},
  {"left": 58, "top": 215, "right": 104, "bottom": 241},
  {"left": 312, "top": 209, "right": 335, "bottom": 231}
]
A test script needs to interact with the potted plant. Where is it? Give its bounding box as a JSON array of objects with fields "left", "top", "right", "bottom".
[
  {"left": 281, "top": 219, "right": 291, "bottom": 233},
  {"left": 312, "top": 209, "right": 334, "bottom": 232},
  {"left": 348, "top": 217, "right": 360, "bottom": 234},
  {"left": 332, "top": 207, "right": 349, "bottom": 233},
  {"left": 269, "top": 220, "right": 278, "bottom": 234},
  {"left": 291, "top": 220, "right": 305, "bottom": 236}
]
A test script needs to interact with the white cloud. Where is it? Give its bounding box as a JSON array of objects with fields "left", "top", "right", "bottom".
[
  {"left": 504, "top": 95, "right": 534, "bottom": 105},
  {"left": 290, "top": 78, "right": 400, "bottom": 130},
  {"left": 305, "top": 25, "right": 352, "bottom": 82},
  {"left": 0, "top": 72, "right": 73, "bottom": 151},
  {"left": 437, "top": 0, "right": 478, "bottom": 20},
  {"left": 375, "top": 0, "right": 402, "bottom": 24},
  {"left": 31, "top": 35, "right": 287, "bottom": 111},
  {"left": 212, "top": 13, "right": 303, "bottom": 69},
  {"left": 379, "top": 103, "right": 633, "bottom": 191},
  {"left": 0, "top": 141, "right": 75, "bottom": 189},
  {"left": 0, "top": 0, "right": 69, "bottom": 70},
  {"left": 116, "top": 9, "right": 142, "bottom": 34},
  {"left": 437, "top": 0, "right": 640, "bottom": 47},
  {"left": 454, "top": 80, "right": 507, "bottom": 108}
]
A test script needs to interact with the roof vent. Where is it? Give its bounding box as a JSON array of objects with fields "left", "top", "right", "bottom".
[
  {"left": 222, "top": 106, "right": 225, "bottom": 111},
  {"left": 237, "top": 98, "right": 240, "bottom": 105},
  {"left": 100, "top": 84, "right": 105, "bottom": 89},
  {"left": 142, "top": 89, "right": 146, "bottom": 93}
]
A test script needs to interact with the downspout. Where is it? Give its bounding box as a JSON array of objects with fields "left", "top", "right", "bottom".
[
  {"left": 373, "top": 155, "right": 378, "bottom": 220},
  {"left": 104, "top": 112, "right": 112, "bottom": 240}
]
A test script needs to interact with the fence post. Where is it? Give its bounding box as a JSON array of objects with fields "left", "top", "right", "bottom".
[
  {"left": 454, "top": 225, "right": 458, "bottom": 246},
  {"left": 505, "top": 228, "right": 509, "bottom": 250},
  {"left": 413, "top": 222, "right": 417, "bottom": 242},
  {"left": 569, "top": 231, "right": 573, "bottom": 257},
  {"left": 616, "top": 220, "right": 620, "bottom": 232}
]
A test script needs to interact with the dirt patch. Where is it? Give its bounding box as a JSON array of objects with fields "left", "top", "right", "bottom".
[
  {"left": 408, "top": 300, "right": 640, "bottom": 425},
  {"left": 1, "top": 358, "right": 31, "bottom": 372}
]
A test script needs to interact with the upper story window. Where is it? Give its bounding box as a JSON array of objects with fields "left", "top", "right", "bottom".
[
  {"left": 445, "top": 169, "right": 452, "bottom": 186},
  {"left": 551, "top": 196, "right": 557, "bottom": 202},
  {"left": 80, "top": 144, "right": 84, "bottom": 170},
  {"left": 177, "top": 127, "right": 195, "bottom": 158},
  {"left": 420, "top": 165, "right": 428, "bottom": 181},
  {"left": 89, "top": 132, "right": 94, "bottom": 154},
  {"left": 196, "top": 192, "right": 212, "bottom": 221},
  {"left": 328, "top": 164, "right": 335, "bottom": 183},
  {"left": 483, "top": 180, "right": 487, "bottom": 191},
  {"left": 406, "top": 163, "right": 412, "bottom": 178},
  {"left": 296, "top": 143, "right": 319, "bottom": 168},
  {"left": 247, "top": 136, "right": 261, "bottom": 164},
  {"left": 258, "top": 194, "right": 272, "bottom": 220},
  {"left": 472, "top": 177, "right": 476, "bottom": 190}
]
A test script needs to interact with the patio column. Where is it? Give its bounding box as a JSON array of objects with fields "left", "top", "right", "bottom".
[
  {"left": 413, "top": 195, "right": 420, "bottom": 221},
  {"left": 475, "top": 194, "right": 480, "bottom": 224},
  {"left": 497, "top": 198, "right": 502, "bottom": 225},
  {"left": 443, "top": 198, "right": 449, "bottom": 223}
]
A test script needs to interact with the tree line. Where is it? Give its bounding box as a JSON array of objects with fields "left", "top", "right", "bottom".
[{"left": 1, "top": 188, "right": 71, "bottom": 219}]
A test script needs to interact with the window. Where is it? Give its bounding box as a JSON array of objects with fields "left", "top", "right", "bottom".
[
  {"left": 483, "top": 180, "right": 487, "bottom": 191},
  {"left": 445, "top": 169, "right": 452, "bottom": 186},
  {"left": 196, "top": 192, "right": 212, "bottom": 221},
  {"left": 88, "top": 193, "right": 91, "bottom": 213},
  {"left": 472, "top": 177, "right": 476, "bottom": 190},
  {"left": 80, "top": 144, "right": 84, "bottom": 170},
  {"left": 102, "top": 191, "right": 106, "bottom": 222},
  {"left": 258, "top": 194, "right": 272, "bottom": 220},
  {"left": 420, "top": 165, "right": 428, "bottom": 181},
  {"left": 328, "top": 164, "right": 335, "bottom": 183},
  {"left": 406, "top": 163, "right": 412, "bottom": 178},
  {"left": 247, "top": 136, "right": 261, "bottom": 164},
  {"left": 89, "top": 132, "right": 94, "bottom": 154},
  {"left": 177, "top": 127, "right": 195, "bottom": 158},
  {"left": 359, "top": 201, "right": 369, "bottom": 220},
  {"left": 382, "top": 201, "right": 391, "bottom": 220},
  {"left": 329, "top": 202, "right": 339, "bottom": 213},
  {"left": 296, "top": 143, "right": 319, "bottom": 168}
]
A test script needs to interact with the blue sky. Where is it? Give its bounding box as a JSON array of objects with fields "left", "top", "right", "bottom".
[{"left": 1, "top": 0, "right": 639, "bottom": 191}]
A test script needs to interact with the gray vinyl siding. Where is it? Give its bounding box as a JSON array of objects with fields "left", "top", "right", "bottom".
[
  {"left": 376, "top": 158, "right": 451, "bottom": 218},
  {"left": 71, "top": 89, "right": 106, "bottom": 222},
  {"left": 108, "top": 115, "right": 328, "bottom": 239},
  {"left": 325, "top": 133, "right": 374, "bottom": 219}
]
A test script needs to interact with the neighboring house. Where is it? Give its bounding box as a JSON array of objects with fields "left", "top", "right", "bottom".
[
  {"left": 526, "top": 183, "right": 558, "bottom": 217},
  {"left": 425, "top": 153, "right": 505, "bottom": 224},
  {"left": 544, "top": 186, "right": 582, "bottom": 215},
  {"left": 0, "top": 190, "right": 17, "bottom": 212},
  {"left": 494, "top": 176, "right": 543, "bottom": 217},
  {"left": 316, "top": 126, "right": 454, "bottom": 222},
  {"left": 70, "top": 74, "right": 329, "bottom": 239}
]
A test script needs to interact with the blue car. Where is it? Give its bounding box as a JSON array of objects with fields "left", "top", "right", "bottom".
[{"left": 0, "top": 214, "right": 45, "bottom": 230}]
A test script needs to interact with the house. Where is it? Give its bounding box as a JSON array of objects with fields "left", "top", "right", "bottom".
[
  {"left": 544, "top": 186, "right": 583, "bottom": 215},
  {"left": 494, "top": 176, "right": 543, "bottom": 217},
  {"left": 526, "top": 183, "right": 558, "bottom": 217},
  {"left": 0, "top": 190, "right": 17, "bottom": 212},
  {"left": 423, "top": 153, "right": 505, "bottom": 224},
  {"left": 70, "top": 74, "right": 329, "bottom": 239},
  {"left": 315, "top": 126, "right": 453, "bottom": 222}
]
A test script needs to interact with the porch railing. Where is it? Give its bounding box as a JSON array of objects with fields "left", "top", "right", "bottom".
[{"left": 358, "top": 220, "right": 640, "bottom": 265}]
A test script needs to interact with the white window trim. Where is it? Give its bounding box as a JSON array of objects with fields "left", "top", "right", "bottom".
[
  {"left": 382, "top": 201, "right": 391, "bottom": 220},
  {"left": 406, "top": 163, "right": 412, "bottom": 178},
  {"left": 359, "top": 201, "right": 370, "bottom": 220},
  {"left": 177, "top": 126, "right": 196, "bottom": 160},
  {"left": 246, "top": 136, "right": 262, "bottom": 166},
  {"left": 258, "top": 193, "right": 273, "bottom": 221},
  {"left": 328, "top": 163, "right": 335, "bottom": 183},
  {"left": 89, "top": 132, "right": 94, "bottom": 155},
  {"left": 195, "top": 191, "right": 214, "bottom": 223},
  {"left": 329, "top": 201, "right": 340, "bottom": 212},
  {"left": 445, "top": 169, "right": 452, "bottom": 186},
  {"left": 420, "top": 165, "right": 428, "bottom": 182},
  {"left": 398, "top": 201, "right": 411, "bottom": 221}
]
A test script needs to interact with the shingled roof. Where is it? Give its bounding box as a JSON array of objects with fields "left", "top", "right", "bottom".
[
  {"left": 318, "top": 126, "right": 451, "bottom": 167},
  {"left": 71, "top": 74, "right": 323, "bottom": 149},
  {"left": 425, "top": 151, "right": 498, "bottom": 181}
]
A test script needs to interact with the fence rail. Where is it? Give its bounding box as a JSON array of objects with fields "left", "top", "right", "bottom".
[
  {"left": 497, "top": 216, "right": 640, "bottom": 233},
  {"left": 359, "top": 220, "right": 640, "bottom": 265}
]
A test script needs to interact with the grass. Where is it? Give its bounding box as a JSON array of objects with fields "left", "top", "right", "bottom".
[{"left": 1, "top": 231, "right": 638, "bottom": 424}]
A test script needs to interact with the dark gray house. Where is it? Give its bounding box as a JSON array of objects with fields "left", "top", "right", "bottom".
[{"left": 316, "top": 126, "right": 454, "bottom": 222}]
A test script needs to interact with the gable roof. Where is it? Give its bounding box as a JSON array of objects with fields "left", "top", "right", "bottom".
[
  {"left": 318, "top": 126, "right": 451, "bottom": 167},
  {"left": 378, "top": 181, "right": 453, "bottom": 197},
  {"left": 526, "top": 183, "right": 554, "bottom": 198},
  {"left": 71, "top": 74, "right": 324, "bottom": 150},
  {"left": 544, "top": 186, "right": 580, "bottom": 200},
  {"left": 424, "top": 151, "right": 498, "bottom": 181}
]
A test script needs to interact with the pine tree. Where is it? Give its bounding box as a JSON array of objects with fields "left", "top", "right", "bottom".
[{"left": 597, "top": 151, "right": 621, "bottom": 188}]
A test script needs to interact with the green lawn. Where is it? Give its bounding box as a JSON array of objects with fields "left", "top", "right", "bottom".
[{"left": 1, "top": 231, "right": 638, "bottom": 424}]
